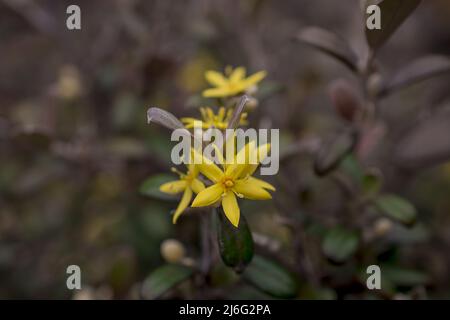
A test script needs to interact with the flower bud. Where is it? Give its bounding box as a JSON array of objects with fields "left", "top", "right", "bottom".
[
  {"left": 367, "top": 73, "right": 382, "bottom": 98},
  {"left": 373, "top": 218, "right": 393, "bottom": 237},
  {"left": 328, "top": 79, "right": 362, "bottom": 122},
  {"left": 160, "top": 239, "right": 186, "bottom": 263},
  {"left": 245, "top": 96, "right": 259, "bottom": 110}
]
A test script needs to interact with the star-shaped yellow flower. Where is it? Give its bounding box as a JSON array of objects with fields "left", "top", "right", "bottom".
[
  {"left": 160, "top": 164, "right": 205, "bottom": 223},
  {"left": 191, "top": 141, "right": 275, "bottom": 227},
  {"left": 181, "top": 107, "right": 248, "bottom": 130},
  {"left": 202, "top": 67, "right": 267, "bottom": 98}
]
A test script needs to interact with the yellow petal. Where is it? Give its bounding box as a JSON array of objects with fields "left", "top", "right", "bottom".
[
  {"left": 226, "top": 140, "right": 256, "bottom": 179},
  {"left": 239, "top": 143, "right": 271, "bottom": 177},
  {"left": 181, "top": 117, "right": 199, "bottom": 123},
  {"left": 246, "top": 176, "right": 276, "bottom": 191},
  {"left": 181, "top": 118, "right": 199, "bottom": 129},
  {"left": 222, "top": 192, "right": 240, "bottom": 227},
  {"left": 173, "top": 188, "right": 193, "bottom": 224},
  {"left": 191, "top": 148, "right": 223, "bottom": 182},
  {"left": 188, "top": 162, "right": 199, "bottom": 177},
  {"left": 243, "top": 70, "right": 267, "bottom": 87},
  {"left": 230, "top": 67, "right": 246, "bottom": 83},
  {"left": 160, "top": 180, "right": 187, "bottom": 194},
  {"left": 192, "top": 183, "right": 224, "bottom": 207},
  {"left": 205, "top": 71, "right": 227, "bottom": 87},
  {"left": 202, "top": 87, "right": 231, "bottom": 98},
  {"left": 233, "top": 179, "right": 272, "bottom": 200},
  {"left": 190, "top": 178, "right": 205, "bottom": 194}
]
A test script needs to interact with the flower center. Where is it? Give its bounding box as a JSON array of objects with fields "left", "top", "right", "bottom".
[
  {"left": 223, "top": 178, "right": 234, "bottom": 188},
  {"left": 228, "top": 82, "right": 239, "bottom": 92}
]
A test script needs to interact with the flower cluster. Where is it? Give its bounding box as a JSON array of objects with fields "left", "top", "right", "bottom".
[{"left": 158, "top": 66, "right": 274, "bottom": 227}]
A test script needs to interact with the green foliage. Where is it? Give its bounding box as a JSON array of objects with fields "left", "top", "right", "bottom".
[
  {"left": 322, "top": 227, "right": 359, "bottom": 263},
  {"left": 139, "top": 174, "right": 179, "bottom": 201},
  {"left": 242, "top": 255, "right": 298, "bottom": 299},
  {"left": 374, "top": 194, "right": 417, "bottom": 226},
  {"left": 141, "top": 264, "right": 193, "bottom": 299},
  {"left": 216, "top": 208, "right": 254, "bottom": 273}
]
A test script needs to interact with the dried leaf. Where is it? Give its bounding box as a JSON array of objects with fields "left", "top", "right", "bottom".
[
  {"left": 227, "top": 95, "right": 250, "bottom": 131},
  {"left": 147, "top": 107, "right": 185, "bottom": 131},
  {"left": 395, "top": 111, "right": 450, "bottom": 169},
  {"left": 296, "top": 27, "right": 358, "bottom": 71},
  {"left": 380, "top": 55, "right": 450, "bottom": 97},
  {"left": 314, "top": 129, "right": 357, "bottom": 176}
]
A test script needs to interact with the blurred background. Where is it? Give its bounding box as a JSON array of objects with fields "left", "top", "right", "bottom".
[{"left": 1, "top": 0, "right": 450, "bottom": 299}]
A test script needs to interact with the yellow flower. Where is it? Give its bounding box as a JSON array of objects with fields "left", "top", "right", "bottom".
[
  {"left": 202, "top": 67, "right": 267, "bottom": 98},
  {"left": 181, "top": 107, "right": 248, "bottom": 130},
  {"left": 191, "top": 141, "right": 275, "bottom": 227},
  {"left": 160, "top": 164, "right": 205, "bottom": 223}
]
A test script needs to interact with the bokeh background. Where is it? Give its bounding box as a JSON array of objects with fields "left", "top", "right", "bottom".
[{"left": 1, "top": 0, "right": 450, "bottom": 299}]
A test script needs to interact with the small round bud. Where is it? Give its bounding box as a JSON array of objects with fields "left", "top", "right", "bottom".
[
  {"left": 56, "top": 65, "right": 82, "bottom": 99},
  {"left": 328, "top": 79, "right": 362, "bottom": 122},
  {"left": 245, "top": 96, "right": 259, "bottom": 110},
  {"left": 367, "top": 73, "right": 383, "bottom": 98},
  {"left": 72, "top": 286, "right": 95, "bottom": 300},
  {"left": 245, "top": 85, "right": 258, "bottom": 96},
  {"left": 373, "top": 218, "right": 393, "bottom": 237},
  {"left": 160, "top": 239, "right": 186, "bottom": 263}
]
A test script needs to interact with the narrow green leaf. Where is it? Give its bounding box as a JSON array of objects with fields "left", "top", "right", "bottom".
[
  {"left": 314, "top": 129, "right": 357, "bottom": 176},
  {"left": 322, "top": 227, "right": 359, "bottom": 263},
  {"left": 141, "top": 264, "right": 193, "bottom": 299},
  {"left": 296, "top": 27, "right": 358, "bottom": 71},
  {"left": 374, "top": 194, "right": 417, "bottom": 226},
  {"left": 216, "top": 208, "right": 254, "bottom": 273},
  {"left": 365, "top": 0, "right": 422, "bottom": 51},
  {"left": 243, "top": 255, "right": 298, "bottom": 299},
  {"left": 139, "top": 174, "right": 180, "bottom": 201}
]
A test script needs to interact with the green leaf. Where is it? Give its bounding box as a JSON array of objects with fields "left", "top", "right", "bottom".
[
  {"left": 365, "top": 0, "right": 422, "bottom": 51},
  {"left": 139, "top": 174, "right": 180, "bottom": 201},
  {"left": 242, "top": 255, "right": 298, "bottom": 299},
  {"left": 362, "top": 168, "right": 382, "bottom": 197},
  {"left": 216, "top": 208, "right": 254, "bottom": 273},
  {"left": 374, "top": 194, "right": 417, "bottom": 226},
  {"left": 296, "top": 27, "right": 358, "bottom": 71},
  {"left": 380, "top": 55, "right": 450, "bottom": 97},
  {"left": 340, "top": 154, "right": 365, "bottom": 183},
  {"left": 382, "top": 265, "right": 429, "bottom": 287},
  {"left": 322, "top": 227, "right": 359, "bottom": 263},
  {"left": 141, "top": 264, "right": 193, "bottom": 299},
  {"left": 314, "top": 129, "right": 357, "bottom": 176}
]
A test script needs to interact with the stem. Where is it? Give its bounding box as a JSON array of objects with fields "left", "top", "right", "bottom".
[{"left": 200, "top": 211, "right": 212, "bottom": 275}]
